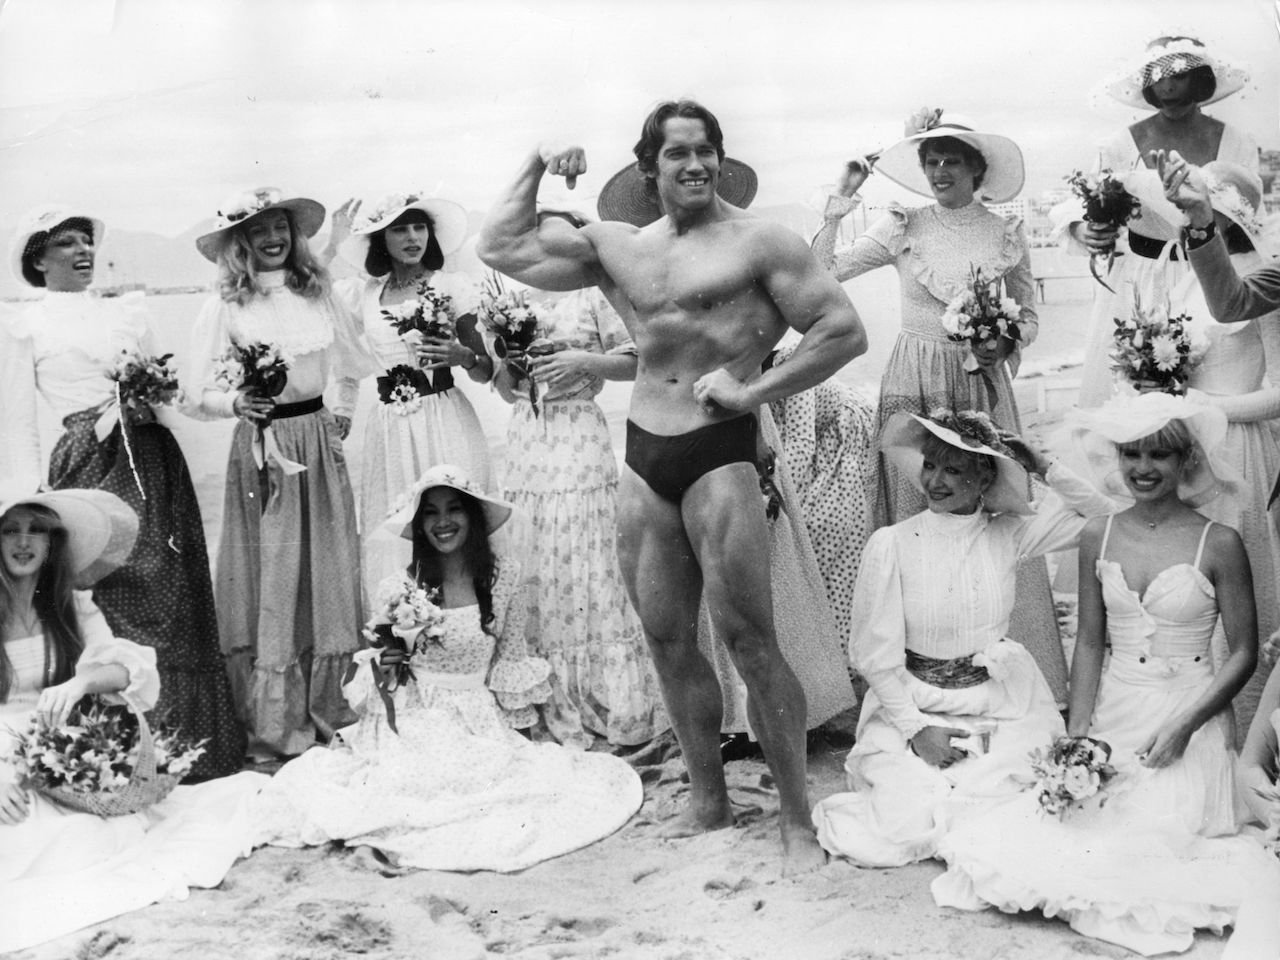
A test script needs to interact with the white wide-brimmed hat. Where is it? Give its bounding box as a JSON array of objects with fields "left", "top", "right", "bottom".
[
  {"left": 1202, "top": 161, "right": 1276, "bottom": 258},
  {"left": 9, "top": 206, "right": 106, "bottom": 287},
  {"left": 875, "top": 108, "right": 1025, "bottom": 205},
  {"left": 385, "top": 464, "right": 514, "bottom": 540},
  {"left": 597, "top": 158, "right": 758, "bottom": 227},
  {"left": 348, "top": 192, "right": 469, "bottom": 257},
  {"left": 0, "top": 488, "right": 138, "bottom": 588},
  {"left": 1061, "top": 392, "right": 1241, "bottom": 508},
  {"left": 881, "top": 409, "right": 1033, "bottom": 516},
  {"left": 195, "top": 187, "right": 326, "bottom": 262},
  {"left": 1101, "top": 36, "right": 1250, "bottom": 110}
]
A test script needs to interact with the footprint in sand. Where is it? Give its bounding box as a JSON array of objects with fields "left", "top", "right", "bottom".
[{"left": 702, "top": 876, "right": 758, "bottom": 900}]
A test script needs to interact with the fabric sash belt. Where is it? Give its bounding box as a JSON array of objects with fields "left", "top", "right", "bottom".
[
  {"left": 905, "top": 649, "right": 990, "bottom": 689},
  {"left": 376, "top": 366, "right": 454, "bottom": 403},
  {"left": 267, "top": 395, "right": 325, "bottom": 421},
  {"left": 1128, "top": 232, "right": 1183, "bottom": 261}
]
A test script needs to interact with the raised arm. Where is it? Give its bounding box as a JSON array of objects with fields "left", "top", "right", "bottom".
[
  {"left": 697, "top": 224, "right": 866, "bottom": 413},
  {"left": 477, "top": 144, "right": 602, "bottom": 292}
]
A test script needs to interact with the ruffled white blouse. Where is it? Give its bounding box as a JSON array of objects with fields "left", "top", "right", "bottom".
[
  {"left": 187, "top": 271, "right": 376, "bottom": 420},
  {"left": 851, "top": 463, "right": 1112, "bottom": 740}
]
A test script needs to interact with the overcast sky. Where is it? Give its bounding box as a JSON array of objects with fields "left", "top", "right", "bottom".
[{"left": 1, "top": 0, "right": 1277, "bottom": 237}]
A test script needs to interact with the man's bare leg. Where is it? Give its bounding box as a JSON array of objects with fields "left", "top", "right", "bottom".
[
  {"left": 617, "top": 469, "right": 734, "bottom": 836},
  {"left": 682, "top": 464, "right": 826, "bottom": 874}
]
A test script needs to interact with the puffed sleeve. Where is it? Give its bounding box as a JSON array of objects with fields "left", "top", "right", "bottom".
[
  {"left": 592, "top": 290, "right": 636, "bottom": 356},
  {"left": 73, "top": 592, "right": 160, "bottom": 711},
  {"left": 812, "top": 205, "right": 902, "bottom": 282},
  {"left": 1001, "top": 217, "right": 1039, "bottom": 376},
  {"left": 485, "top": 555, "right": 552, "bottom": 728},
  {"left": 1011, "top": 462, "right": 1115, "bottom": 559},
  {"left": 324, "top": 293, "right": 379, "bottom": 418},
  {"left": 1, "top": 309, "right": 42, "bottom": 494},
  {"left": 185, "top": 295, "right": 238, "bottom": 420},
  {"left": 849, "top": 526, "right": 931, "bottom": 740}
]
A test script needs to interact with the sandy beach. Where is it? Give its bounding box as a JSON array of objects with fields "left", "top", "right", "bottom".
[{"left": 7, "top": 275, "right": 1238, "bottom": 960}]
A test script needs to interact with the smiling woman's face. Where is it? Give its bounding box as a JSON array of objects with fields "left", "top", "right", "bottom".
[
  {"left": 419, "top": 487, "right": 472, "bottom": 555},
  {"left": 37, "top": 226, "right": 95, "bottom": 292},
  {"left": 922, "top": 146, "right": 978, "bottom": 208},
  {"left": 243, "top": 211, "right": 293, "bottom": 271}
]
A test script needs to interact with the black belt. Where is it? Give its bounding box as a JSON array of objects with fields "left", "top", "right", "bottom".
[
  {"left": 267, "top": 396, "right": 324, "bottom": 421},
  {"left": 905, "top": 650, "right": 991, "bottom": 689},
  {"left": 1128, "top": 232, "right": 1183, "bottom": 261},
  {"left": 376, "top": 365, "right": 454, "bottom": 403}
]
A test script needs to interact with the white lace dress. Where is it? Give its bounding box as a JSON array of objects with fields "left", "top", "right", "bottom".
[
  {"left": 335, "top": 273, "right": 494, "bottom": 605},
  {"left": 0, "top": 594, "right": 267, "bottom": 954},
  {"left": 811, "top": 464, "right": 1112, "bottom": 868},
  {"left": 934, "top": 518, "right": 1280, "bottom": 958},
  {"left": 251, "top": 559, "right": 643, "bottom": 872}
]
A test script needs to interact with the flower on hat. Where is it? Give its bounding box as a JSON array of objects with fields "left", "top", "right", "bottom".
[
  {"left": 216, "top": 188, "right": 284, "bottom": 228},
  {"left": 357, "top": 192, "right": 424, "bottom": 233},
  {"left": 905, "top": 106, "right": 944, "bottom": 138}
]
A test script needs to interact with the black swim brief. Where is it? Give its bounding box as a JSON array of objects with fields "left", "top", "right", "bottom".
[{"left": 624, "top": 414, "right": 758, "bottom": 504}]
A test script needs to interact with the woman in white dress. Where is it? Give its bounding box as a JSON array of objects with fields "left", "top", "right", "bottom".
[
  {"left": 493, "top": 206, "right": 666, "bottom": 749},
  {"left": 812, "top": 110, "right": 1069, "bottom": 705},
  {"left": 252, "top": 465, "right": 643, "bottom": 872},
  {"left": 0, "top": 489, "right": 266, "bottom": 955},
  {"left": 188, "top": 187, "right": 377, "bottom": 760},
  {"left": 326, "top": 193, "right": 495, "bottom": 601},
  {"left": 1056, "top": 35, "right": 1258, "bottom": 408},
  {"left": 935, "top": 394, "right": 1279, "bottom": 958},
  {"left": 811, "top": 409, "right": 1112, "bottom": 868},
  {"left": 6, "top": 206, "right": 244, "bottom": 779}
]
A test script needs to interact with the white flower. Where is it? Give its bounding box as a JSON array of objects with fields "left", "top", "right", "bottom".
[
  {"left": 1063, "top": 764, "right": 1100, "bottom": 800},
  {"left": 999, "top": 297, "right": 1020, "bottom": 320},
  {"left": 1150, "top": 334, "right": 1181, "bottom": 372}
]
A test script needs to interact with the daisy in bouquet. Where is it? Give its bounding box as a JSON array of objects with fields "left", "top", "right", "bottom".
[
  {"left": 381, "top": 278, "right": 457, "bottom": 351},
  {"left": 1065, "top": 168, "right": 1142, "bottom": 292},
  {"left": 1028, "top": 735, "right": 1117, "bottom": 819},
  {"left": 99, "top": 349, "right": 186, "bottom": 498},
  {"left": 352, "top": 572, "right": 446, "bottom": 733},
  {"left": 12, "top": 698, "right": 206, "bottom": 815},
  {"left": 940, "top": 265, "right": 1026, "bottom": 402},
  {"left": 477, "top": 271, "right": 553, "bottom": 416},
  {"left": 1110, "top": 292, "right": 1208, "bottom": 395}
]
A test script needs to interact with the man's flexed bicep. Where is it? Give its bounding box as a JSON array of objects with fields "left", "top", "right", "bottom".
[{"left": 478, "top": 144, "right": 602, "bottom": 292}]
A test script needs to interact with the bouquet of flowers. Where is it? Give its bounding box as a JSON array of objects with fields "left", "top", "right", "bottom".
[
  {"left": 355, "top": 572, "right": 446, "bottom": 733},
  {"left": 212, "top": 339, "right": 292, "bottom": 399},
  {"left": 1110, "top": 292, "right": 1208, "bottom": 395},
  {"left": 100, "top": 348, "right": 186, "bottom": 499},
  {"left": 381, "top": 278, "right": 457, "bottom": 348},
  {"left": 11, "top": 697, "right": 206, "bottom": 816},
  {"left": 1065, "top": 168, "right": 1142, "bottom": 292},
  {"left": 1028, "top": 735, "right": 1116, "bottom": 819},
  {"left": 940, "top": 265, "right": 1025, "bottom": 403},
  {"left": 106, "top": 349, "right": 182, "bottom": 414},
  {"left": 477, "top": 271, "right": 553, "bottom": 416}
]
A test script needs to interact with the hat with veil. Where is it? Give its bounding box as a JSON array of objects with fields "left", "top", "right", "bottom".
[
  {"left": 1059, "top": 393, "right": 1241, "bottom": 509},
  {"left": 1101, "top": 36, "right": 1250, "bottom": 110}
]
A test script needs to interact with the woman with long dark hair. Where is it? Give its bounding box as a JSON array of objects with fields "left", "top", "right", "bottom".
[{"left": 252, "top": 465, "right": 642, "bottom": 872}]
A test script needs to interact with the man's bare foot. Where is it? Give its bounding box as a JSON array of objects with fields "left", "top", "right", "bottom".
[
  {"left": 780, "top": 820, "right": 827, "bottom": 876},
  {"left": 655, "top": 801, "right": 735, "bottom": 839}
]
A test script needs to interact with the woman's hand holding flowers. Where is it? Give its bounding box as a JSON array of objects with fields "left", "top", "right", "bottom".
[
  {"left": 1080, "top": 221, "right": 1119, "bottom": 257},
  {"left": 35, "top": 675, "right": 88, "bottom": 730},
  {"left": 232, "top": 391, "right": 274, "bottom": 422},
  {"left": 414, "top": 336, "right": 477, "bottom": 371},
  {"left": 530, "top": 349, "right": 592, "bottom": 392}
]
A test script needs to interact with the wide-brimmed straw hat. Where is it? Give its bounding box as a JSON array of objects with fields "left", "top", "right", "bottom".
[
  {"left": 9, "top": 206, "right": 106, "bottom": 287},
  {"left": 385, "top": 464, "right": 514, "bottom": 539},
  {"left": 1062, "top": 393, "right": 1240, "bottom": 508},
  {"left": 347, "top": 192, "right": 470, "bottom": 257},
  {"left": 1102, "top": 36, "right": 1250, "bottom": 110},
  {"left": 596, "top": 158, "right": 758, "bottom": 227},
  {"left": 881, "top": 409, "right": 1033, "bottom": 516},
  {"left": 0, "top": 488, "right": 138, "bottom": 588},
  {"left": 875, "top": 108, "right": 1025, "bottom": 205},
  {"left": 195, "top": 187, "right": 326, "bottom": 262}
]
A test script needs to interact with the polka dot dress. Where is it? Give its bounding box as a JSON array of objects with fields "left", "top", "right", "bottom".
[{"left": 48, "top": 411, "right": 246, "bottom": 781}]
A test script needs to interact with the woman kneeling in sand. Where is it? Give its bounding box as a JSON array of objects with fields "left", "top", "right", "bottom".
[
  {"left": 251, "top": 465, "right": 642, "bottom": 873},
  {"left": 811, "top": 410, "right": 1111, "bottom": 866}
]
